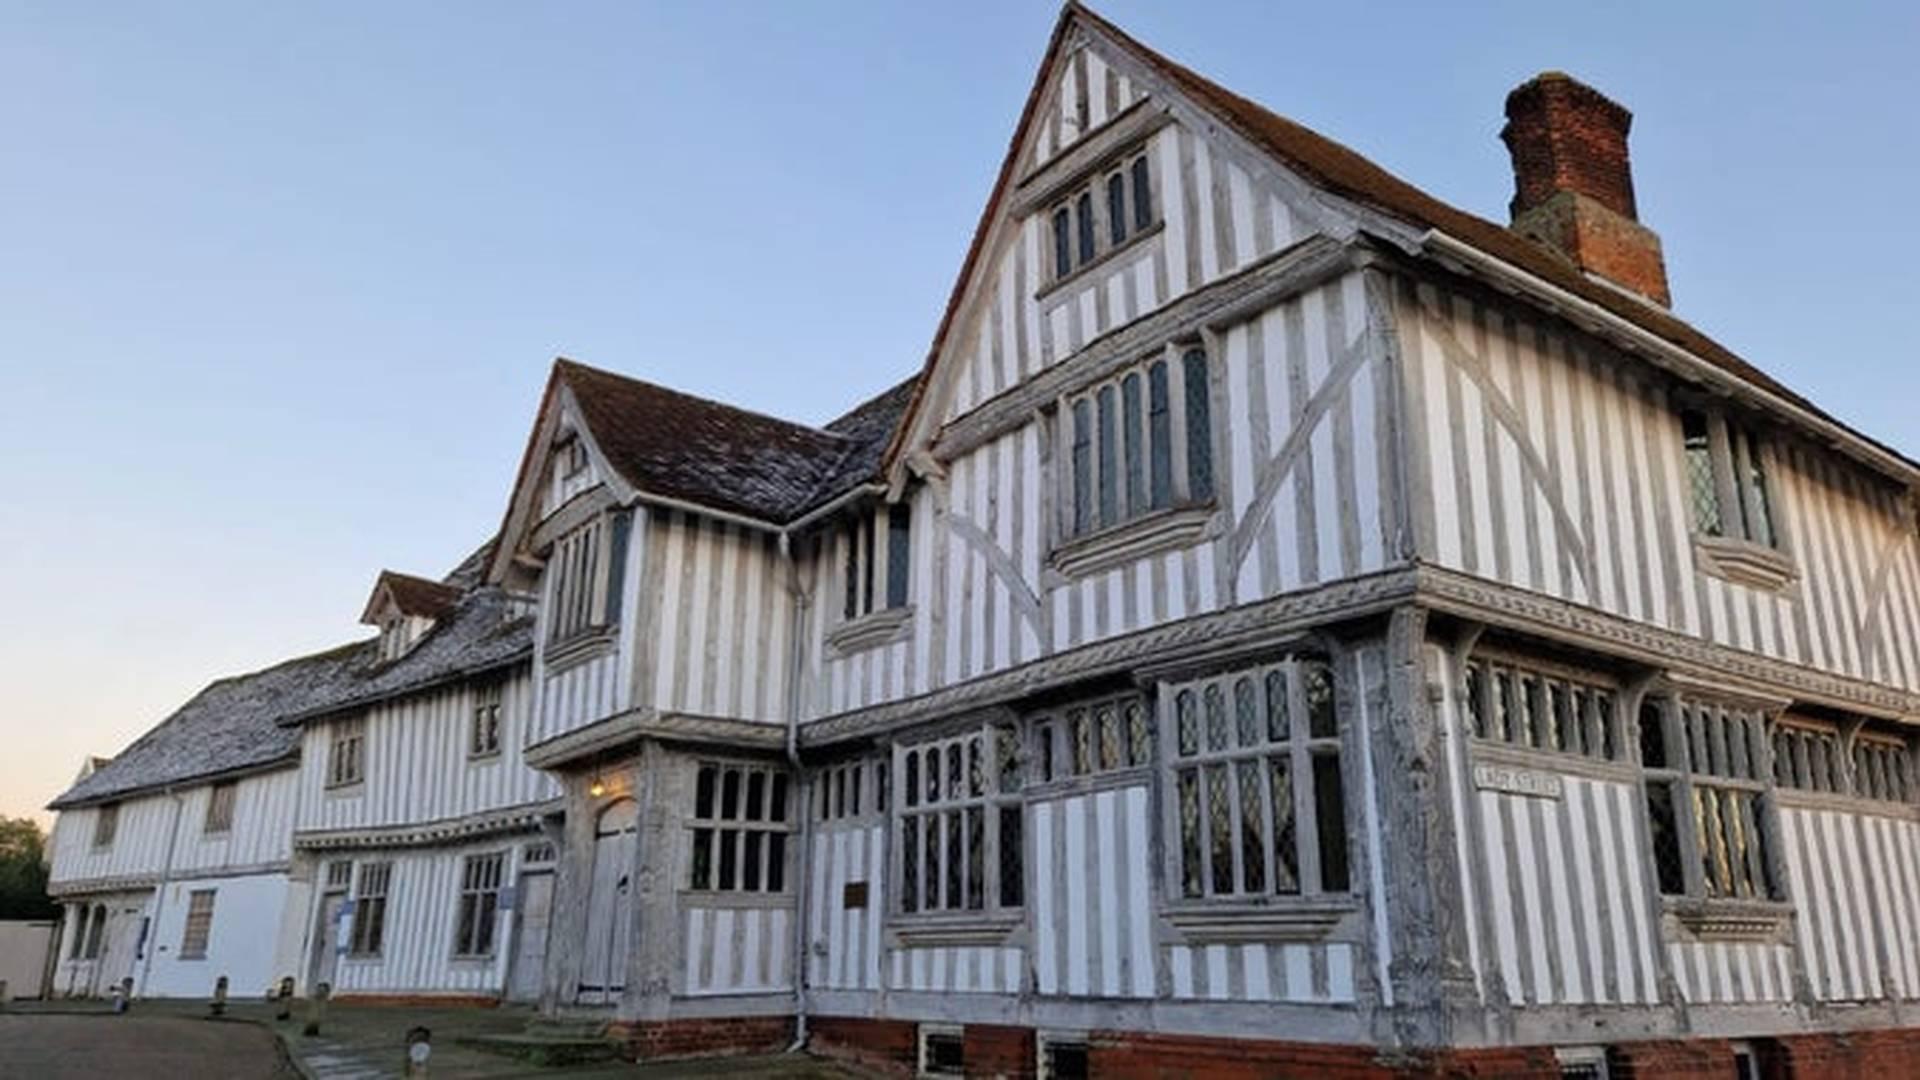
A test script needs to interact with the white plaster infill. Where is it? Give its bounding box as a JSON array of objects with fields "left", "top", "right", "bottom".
[{"left": 1049, "top": 506, "right": 1214, "bottom": 580}]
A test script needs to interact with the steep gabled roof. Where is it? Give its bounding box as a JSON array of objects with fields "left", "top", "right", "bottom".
[
  {"left": 361, "top": 570, "right": 461, "bottom": 624},
  {"left": 884, "top": 3, "right": 1917, "bottom": 482}
]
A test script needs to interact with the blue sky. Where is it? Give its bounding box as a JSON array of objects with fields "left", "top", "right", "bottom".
[{"left": 2, "top": 1, "right": 1915, "bottom": 821}]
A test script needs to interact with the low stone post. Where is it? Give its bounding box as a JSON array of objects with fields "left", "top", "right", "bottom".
[
  {"left": 112, "top": 977, "right": 133, "bottom": 1014},
  {"left": 210, "top": 974, "right": 229, "bottom": 1017},
  {"left": 303, "top": 981, "right": 330, "bottom": 1037},
  {"left": 405, "top": 1026, "right": 432, "bottom": 1077},
  {"left": 274, "top": 977, "right": 295, "bottom": 1021}
]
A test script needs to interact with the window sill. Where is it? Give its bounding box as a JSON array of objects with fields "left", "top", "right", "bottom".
[
  {"left": 1163, "top": 900, "right": 1354, "bottom": 944},
  {"left": 1692, "top": 534, "right": 1797, "bottom": 592},
  {"left": 545, "top": 628, "right": 616, "bottom": 671},
  {"left": 466, "top": 751, "right": 502, "bottom": 764},
  {"left": 1035, "top": 220, "right": 1166, "bottom": 303},
  {"left": 324, "top": 782, "right": 364, "bottom": 798},
  {"left": 889, "top": 913, "right": 1021, "bottom": 948},
  {"left": 1663, "top": 898, "right": 1794, "bottom": 943},
  {"left": 1050, "top": 505, "right": 1216, "bottom": 580},
  {"left": 825, "top": 606, "right": 915, "bottom": 657},
  {"left": 678, "top": 890, "right": 794, "bottom": 910}
]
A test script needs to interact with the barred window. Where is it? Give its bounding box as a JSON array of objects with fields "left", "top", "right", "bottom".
[
  {"left": 323, "top": 859, "right": 353, "bottom": 891},
  {"left": 1679, "top": 408, "right": 1778, "bottom": 549},
  {"left": 349, "top": 862, "right": 392, "bottom": 957},
  {"left": 1062, "top": 347, "right": 1212, "bottom": 539},
  {"left": 1642, "top": 697, "right": 1782, "bottom": 901},
  {"left": 470, "top": 682, "right": 503, "bottom": 758},
  {"left": 1165, "top": 657, "right": 1348, "bottom": 900},
  {"left": 898, "top": 725, "right": 1023, "bottom": 914},
  {"left": 1770, "top": 720, "right": 1847, "bottom": 794},
  {"left": 179, "top": 889, "right": 215, "bottom": 960},
  {"left": 203, "top": 781, "right": 237, "bottom": 835},
  {"left": 92, "top": 803, "right": 118, "bottom": 849},
  {"left": 328, "top": 716, "right": 365, "bottom": 788},
  {"left": 1031, "top": 692, "right": 1152, "bottom": 782},
  {"left": 1852, "top": 731, "right": 1915, "bottom": 804},
  {"left": 452, "top": 852, "right": 505, "bottom": 957},
  {"left": 688, "top": 763, "right": 791, "bottom": 893},
  {"left": 1464, "top": 657, "right": 1619, "bottom": 761}
]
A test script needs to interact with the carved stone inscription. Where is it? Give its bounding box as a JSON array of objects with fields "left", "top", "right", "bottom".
[{"left": 1472, "top": 763, "right": 1564, "bottom": 800}]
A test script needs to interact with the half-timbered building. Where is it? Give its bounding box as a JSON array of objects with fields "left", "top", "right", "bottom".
[{"left": 46, "top": 4, "right": 1920, "bottom": 1075}]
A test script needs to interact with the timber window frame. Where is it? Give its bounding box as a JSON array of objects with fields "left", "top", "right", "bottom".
[
  {"left": 1464, "top": 655, "right": 1622, "bottom": 763},
  {"left": 895, "top": 723, "right": 1025, "bottom": 918},
  {"left": 451, "top": 851, "right": 506, "bottom": 958},
  {"left": 1679, "top": 406, "right": 1793, "bottom": 591},
  {"left": 1055, "top": 344, "right": 1215, "bottom": 555},
  {"left": 327, "top": 716, "right": 365, "bottom": 789},
  {"left": 1044, "top": 147, "right": 1159, "bottom": 286},
  {"left": 1850, "top": 728, "right": 1917, "bottom": 805},
  {"left": 203, "top": 780, "right": 237, "bottom": 835},
  {"left": 687, "top": 761, "right": 791, "bottom": 894},
  {"left": 839, "top": 502, "right": 914, "bottom": 625},
  {"left": 469, "top": 681, "right": 503, "bottom": 759},
  {"left": 546, "top": 518, "right": 607, "bottom": 646},
  {"left": 1162, "top": 656, "right": 1351, "bottom": 903},
  {"left": 1639, "top": 695, "right": 1785, "bottom": 906},
  {"left": 1029, "top": 691, "right": 1153, "bottom": 786},
  {"left": 348, "top": 862, "right": 392, "bottom": 958},
  {"left": 918, "top": 1024, "right": 965, "bottom": 1077},
  {"left": 91, "top": 802, "right": 119, "bottom": 849},
  {"left": 178, "top": 889, "right": 215, "bottom": 960},
  {"left": 816, "top": 758, "right": 888, "bottom": 823},
  {"left": 1773, "top": 715, "right": 1919, "bottom": 806}
]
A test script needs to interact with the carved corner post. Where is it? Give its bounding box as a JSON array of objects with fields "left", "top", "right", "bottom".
[
  {"left": 541, "top": 773, "right": 600, "bottom": 1013},
  {"left": 1367, "top": 606, "right": 1482, "bottom": 1048},
  {"left": 626, "top": 739, "right": 683, "bottom": 1023}
]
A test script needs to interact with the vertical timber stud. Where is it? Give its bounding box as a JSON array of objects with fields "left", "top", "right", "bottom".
[{"left": 1373, "top": 606, "right": 1477, "bottom": 1046}]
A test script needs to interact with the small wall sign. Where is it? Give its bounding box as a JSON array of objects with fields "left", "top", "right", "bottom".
[
  {"left": 1473, "top": 763, "right": 1565, "bottom": 800},
  {"left": 843, "top": 881, "right": 870, "bottom": 909}
]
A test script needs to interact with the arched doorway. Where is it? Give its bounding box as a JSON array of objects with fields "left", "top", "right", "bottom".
[{"left": 576, "top": 799, "right": 637, "bottom": 1005}]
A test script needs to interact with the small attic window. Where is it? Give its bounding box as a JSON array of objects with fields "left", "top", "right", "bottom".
[
  {"left": 558, "top": 436, "right": 588, "bottom": 478},
  {"left": 378, "top": 616, "right": 414, "bottom": 663}
]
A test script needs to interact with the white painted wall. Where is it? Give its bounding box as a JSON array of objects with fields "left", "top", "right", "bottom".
[
  {"left": 139, "top": 872, "right": 295, "bottom": 999},
  {"left": 0, "top": 921, "right": 56, "bottom": 999}
]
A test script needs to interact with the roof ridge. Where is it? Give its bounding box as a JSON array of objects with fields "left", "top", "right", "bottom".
[{"left": 554, "top": 357, "right": 858, "bottom": 444}]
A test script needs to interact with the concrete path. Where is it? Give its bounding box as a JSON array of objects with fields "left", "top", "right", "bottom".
[{"left": 0, "top": 1013, "right": 301, "bottom": 1079}]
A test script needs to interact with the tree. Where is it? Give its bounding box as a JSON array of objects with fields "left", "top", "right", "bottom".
[{"left": 0, "top": 818, "right": 59, "bottom": 920}]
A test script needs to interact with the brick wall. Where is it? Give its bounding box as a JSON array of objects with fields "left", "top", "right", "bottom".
[
  {"left": 964, "top": 1024, "right": 1036, "bottom": 1080},
  {"left": 809, "top": 1014, "right": 918, "bottom": 1076},
  {"left": 607, "top": 1014, "right": 792, "bottom": 1061},
  {"left": 1761, "top": 1031, "right": 1920, "bottom": 1080}
]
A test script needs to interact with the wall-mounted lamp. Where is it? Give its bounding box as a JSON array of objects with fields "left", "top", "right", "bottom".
[{"left": 588, "top": 776, "right": 606, "bottom": 799}]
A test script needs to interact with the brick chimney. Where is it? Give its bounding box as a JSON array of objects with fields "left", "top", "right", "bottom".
[{"left": 1501, "top": 72, "right": 1671, "bottom": 306}]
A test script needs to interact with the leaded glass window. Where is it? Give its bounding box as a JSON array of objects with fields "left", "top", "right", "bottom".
[
  {"left": 1059, "top": 348, "right": 1212, "bottom": 540},
  {"left": 1164, "top": 656, "right": 1348, "bottom": 900},
  {"left": 1641, "top": 696, "right": 1782, "bottom": 901},
  {"left": 1031, "top": 691, "right": 1152, "bottom": 783},
  {"left": 896, "top": 725, "right": 1022, "bottom": 915},
  {"left": 1463, "top": 656, "right": 1621, "bottom": 761},
  {"left": 1677, "top": 406, "right": 1781, "bottom": 549}
]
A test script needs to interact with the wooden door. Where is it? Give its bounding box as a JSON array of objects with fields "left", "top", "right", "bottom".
[
  {"left": 506, "top": 871, "right": 553, "bottom": 1002},
  {"left": 576, "top": 800, "right": 637, "bottom": 1005}
]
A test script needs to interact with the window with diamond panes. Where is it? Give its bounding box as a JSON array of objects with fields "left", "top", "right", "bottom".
[
  {"left": 1031, "top": 693, "right": 1151, "bottom": 783},
  {"left": 688, "top": 763, "right": 791, "bottom": 894},
  {"left": 1642, "top": 697, "right": 1782, "bottom": 901},
  {"left": 1464, "top": 657, "right": 1619, "bottom": 761},
  {"left": 1678, "top": 408, "right": 1779, "bottom": 549},
  {"left": 1166, "top": 657, "right": 1348, "bottom": 900},
  {"left": 897, "top": 725, "right": 1023, "bottom": 914}
]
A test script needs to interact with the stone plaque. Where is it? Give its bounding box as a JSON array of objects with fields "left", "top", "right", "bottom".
[{"left": 1473, "top": 763, "right": 1565, "bottom": 800}]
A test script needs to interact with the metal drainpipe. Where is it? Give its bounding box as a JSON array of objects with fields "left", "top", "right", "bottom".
[
  {"left": 137, "top": 787, "right": 185, "bottom": 998},
  {"left": 778, "top": 530, "right": 813, "bottom": 1053}
]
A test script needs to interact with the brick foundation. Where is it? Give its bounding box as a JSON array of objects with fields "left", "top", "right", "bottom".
[
  {"left": 807, "top": 1017, "right": 1920, "bottom": 1078},
  {"left": 606, "top": 1014, "right": 793, "bottom": 1061}
]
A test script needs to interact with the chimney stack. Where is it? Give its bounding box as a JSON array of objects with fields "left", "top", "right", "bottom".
[{"left": 1501, "top": 72, "right": 1670, "bottom": 307}]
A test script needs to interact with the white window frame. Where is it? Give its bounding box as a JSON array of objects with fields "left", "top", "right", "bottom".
[
  {"left": 1045, "top": 146, "right": 1158, "bottom": 284},
  {"left": 894, "top": 722, "right": 1024, "bottom": 917},
  {"left": 547, "top": 518, "right": 608, "bottom": 645},
  {"left": 1679, "top": 405, "right": 1782, "bottom": 550},
  {"left": 469, "top": 682, "right": 503, "bottom": 759},
  {"left": 1161, "top": 655, "right": 1350, "bottom": 903},
  {"left": 918, "top": 1023, "right": 965, "bottom": 1078},
  {"left": 1029, "top": 691, "right": 1152, "bottom": 785},
  {"left": 1554, "top": 1045, "right": 1611, "bottom": 1080},
  {"left": 203, "top": 780, "right": 237, "bottom": 835},
  {"left": 178, "top": 889, "right": 216, "bottom": 960},
  {"left": 1037, "top": 1032, "right": 1091, "bottom": 1080},
  {"left": 91, "top": 803, "right": 119, "bottom": 849},
  {"left": 451, "top": 851, "right": 506, "bottom": 958},
  {"left": 327, "top": 716, "right": 365, "bottom": 789},
  {"left": 686, "top": 761, "right": 792, "bottom": 894},
  {"left": 817, "top": 758, "right": 888, "bottom": 824},
  {"left": 1640, "top": 695, "right": 1783, "bottom": 902},
  {"left": 1464, "top": 653, "right": 1622, "bottom": 762},
  {"left": 348, "top": 862, "right": 391, "bottom": 958}
]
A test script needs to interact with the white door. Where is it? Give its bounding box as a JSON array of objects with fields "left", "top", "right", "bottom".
[
  {"left": 576, "top": 800, "right": 637, "bottom": 1005},
  {"left": 506, "top": 872, "right": 554, "bottom": 1002},
  {"left": 308, "top": 894, "right": 344, "bottom": 994}
]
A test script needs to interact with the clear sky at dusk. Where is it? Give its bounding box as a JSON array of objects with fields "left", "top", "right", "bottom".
[{"left": 2, "top": 1, "right": 1915, "bottom": 823}]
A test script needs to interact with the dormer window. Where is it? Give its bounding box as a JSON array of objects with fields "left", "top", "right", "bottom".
[
  {"left": 379, "top": 617, "right": 408, "bottom": 662},
  {"left": 1048, "top": 149, "right": 1157, "bottom": 282},
  {"left": 546, "top": 511, "right": 631, "bottom": 646},
  {"left": 1680, "top": 407, "right": 1778, "bottom": 549}
]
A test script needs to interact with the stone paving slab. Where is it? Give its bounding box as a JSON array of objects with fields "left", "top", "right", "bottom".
[{"left": 0, "top": 1013, "right": 302, "bottom": 1080}]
